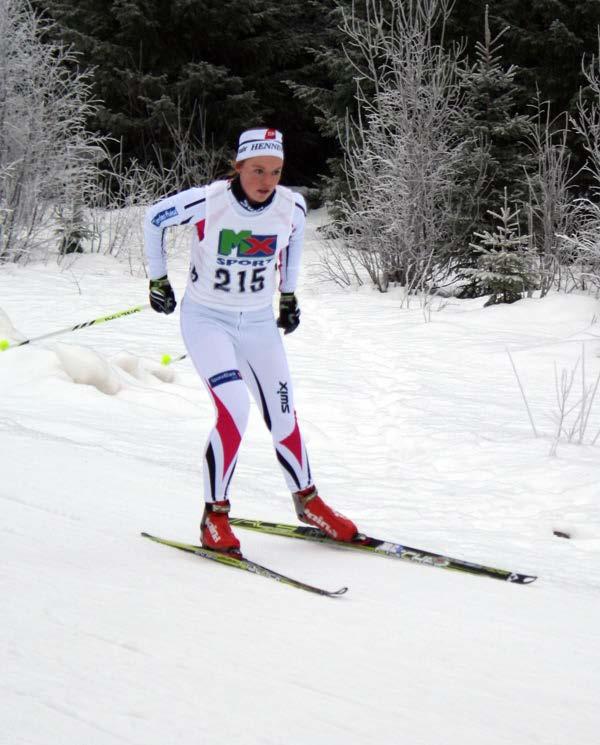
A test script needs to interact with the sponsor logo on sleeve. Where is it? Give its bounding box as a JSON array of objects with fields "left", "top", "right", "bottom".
[{"left": 151, "top": 206, "right": 178, "bottom": 227}]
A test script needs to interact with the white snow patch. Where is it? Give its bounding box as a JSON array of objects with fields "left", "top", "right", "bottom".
[
  {"left": 54, "top": 342, "right": 123, "bottom": 395},
  {"left": 112, "top": 350, "right": 175, "bottom": 384},
  {"left": 0, "top": 306, "right": 26, "bottom": 344}
]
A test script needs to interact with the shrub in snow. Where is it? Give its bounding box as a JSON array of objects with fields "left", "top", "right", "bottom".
[
  {"left": 466, "top": 247, "right": 538, "bottom": 306},
  {"left": 549, "top": 349, "right": 600, "bottom": 454},
  {"left": 522, "top": 101, "right": 580, "bottom": 297},
  {"left": 555, "top": 36, "right": 600, "bottom": 293},
  {"left": 85, "top": 107, "right": 223, "bottom": 275},
  {"left": 321, "top": 0, "right": 478, "bottom": 295},
  {"left": 0, "top": 0, "right": 105, "bottom": 264},
  {"left": 464, "top": 194, "right": 539, "bottom": 306}
]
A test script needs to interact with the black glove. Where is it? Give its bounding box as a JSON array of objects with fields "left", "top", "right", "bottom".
[
  {"left": 149, "top": 275, "right": 177, "bottom": 314},
  {"left": 277, "top": 292, "right": 300, "bottom": 334}
]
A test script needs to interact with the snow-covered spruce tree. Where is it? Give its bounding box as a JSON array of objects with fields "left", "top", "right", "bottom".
[
  {"left": 324, "top": 0, "right": 481, "bottom": 294},
  {"left": 0, "top": 0, "right": 103, "bottom": 263},
  {"left": 454, "top": 5, "right": 534, "bottom": 297},
  {"left": 463, "top": 190, "right": 539, "bottom": 305}
]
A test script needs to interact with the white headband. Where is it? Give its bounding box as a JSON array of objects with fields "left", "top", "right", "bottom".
[{"left": 236, "top": 128, "right": 284, "bottom": 162}]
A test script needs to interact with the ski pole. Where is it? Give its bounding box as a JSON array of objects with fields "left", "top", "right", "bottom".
[{"left": 0, "top": 304, "right": 151, "bottom": 351}]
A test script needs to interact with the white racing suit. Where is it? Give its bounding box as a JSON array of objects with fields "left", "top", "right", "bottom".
[
  {"left": 181, "top": 300, "right": 311, "bottom": 500},
  {"left": 145, "top": 179, "right": 311, "bottom": 503}
]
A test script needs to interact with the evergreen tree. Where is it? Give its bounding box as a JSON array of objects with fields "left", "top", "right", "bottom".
[
  {"left": 455, "top": 6, "right": 535, "bottom": 295},
  {"left": 30, "top": 0, "right": 600, "bottom": 192},
  {"left": 287, "top": 1, "right": 378, "bottom": 204},
  {"left": 230, "top": 0, "right": 340, "bottom": 185},
  {"left": 463, "top": 191, "right": 539, "bottom": 305},
  {"left": 447, "top": 0, "right": 600, "bottom": 116},
  {"left": 32, "top": 0, "right": 338, "bottom": 185},
  {"left": 460, "top": 7, "right": 533, "bottom": 212},
  {"left": 33, "top": 1, "right": 260, "bottom": 172}
]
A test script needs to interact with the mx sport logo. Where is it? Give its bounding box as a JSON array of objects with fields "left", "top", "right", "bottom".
[{"left": 217, "top": 229, "right": 277, "bottom": 266}]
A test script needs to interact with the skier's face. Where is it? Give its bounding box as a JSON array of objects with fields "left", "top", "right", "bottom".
[{"left": 236, "top": 156, "right": 283, "bottom": 203}]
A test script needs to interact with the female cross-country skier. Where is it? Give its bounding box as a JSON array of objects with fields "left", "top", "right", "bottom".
[{"left": 144, "top": 127, "right": 358, "bottom": 554}]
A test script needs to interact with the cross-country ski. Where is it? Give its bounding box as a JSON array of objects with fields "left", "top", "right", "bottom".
[
  {"left": 229, "top": 518, "right": 537, "bottom": 584},
  {"left": 141, "top": 532, "right": 348, "bottom": 597}
]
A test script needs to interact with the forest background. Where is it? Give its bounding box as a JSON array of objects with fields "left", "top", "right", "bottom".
[
  {"left": 27, "top": 0, "right": 600, "bottom": 186},
  {"left": 2, "top": 0, "right": 600, "bottom": 300}
]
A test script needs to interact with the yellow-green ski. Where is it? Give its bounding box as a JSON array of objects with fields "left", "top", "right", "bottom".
[
  {"left": 229, "top": 518, "right": 538, "bottom": 584},
  {"left": 141, "top": 532, "right": 348, "bottom": 597}
]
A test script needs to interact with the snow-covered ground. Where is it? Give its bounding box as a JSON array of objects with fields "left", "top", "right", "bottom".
[{"left": 2, "top": 211, "right": 600, "bottom": 744}]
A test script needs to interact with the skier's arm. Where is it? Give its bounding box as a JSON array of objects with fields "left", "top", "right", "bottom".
[
  {"left": 144, "top": 187, "right": 207, "bottom": 279},
  {"left": 279, "top": 193, "right": 307, "bottom": 293}
]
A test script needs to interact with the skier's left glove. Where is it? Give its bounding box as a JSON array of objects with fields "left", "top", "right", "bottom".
[
  {"left": 149, "top": 275, "right": 177, "bottom": 314},
  {"left": 277, "top": 292, "right": 300, "bottom": 334}
]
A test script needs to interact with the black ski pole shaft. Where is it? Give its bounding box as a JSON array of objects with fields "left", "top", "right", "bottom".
[{"left": 0, "top": 304, "right": 151, "bottom": 351}]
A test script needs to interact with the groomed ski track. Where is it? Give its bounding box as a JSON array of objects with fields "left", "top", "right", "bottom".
[{"left": 3, "top": 412, "right": 600, "bottom": 744}]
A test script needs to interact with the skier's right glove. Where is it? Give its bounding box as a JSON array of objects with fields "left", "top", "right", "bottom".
[
  {"left": 277, "top": 292, "right": 300, "bottom": 334},
  {"left": 149, "top": 275, "right": 177, "bottom": 314}
]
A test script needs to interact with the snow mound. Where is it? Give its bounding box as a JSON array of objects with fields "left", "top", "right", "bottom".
[
  {"left": 55, "top": 343, "right": 123, "bottom": 395},
  {"left": 53, "top": 344, "right": 174, "bottom": 395},
  {"left": 0, "top": 306, "right": 26, "bottom": 345},
  {"left": 112, "top": 351, "right": 175, "bottom": 384}
]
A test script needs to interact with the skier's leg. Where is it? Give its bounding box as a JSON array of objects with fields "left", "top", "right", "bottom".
[
  {"left": 237, "top": 308, "right": 310, "bottom": 492},
  {"left": 180, "top": 301, "right": 249, "bottom": 551},
  {"left": 238, "top": 308, "right": 358, "bottom": 541}
]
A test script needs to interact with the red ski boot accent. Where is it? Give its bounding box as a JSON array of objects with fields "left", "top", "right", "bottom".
[
  {"left": 201, "top": 500, "right": 241, "bottom": 554},
  {"left": 293, "top": 486, "right": 358, "bottom": 542}
]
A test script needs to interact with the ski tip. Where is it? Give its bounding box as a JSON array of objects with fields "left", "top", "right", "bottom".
[
  {"left": 509, "top": 573, "right": 538, "bottom": 584},
  {"left": 324, "top": 587, "right": 348, "bottom": 598}
]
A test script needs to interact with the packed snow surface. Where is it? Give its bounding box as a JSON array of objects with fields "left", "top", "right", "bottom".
[{"left": 2, "top": 211, "right": 600, "bottom": 744}]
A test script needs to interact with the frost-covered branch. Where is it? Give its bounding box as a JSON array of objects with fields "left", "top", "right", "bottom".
[
  {"left": 524, "top": 99, "right": 581, "bottom": 295},
  {"left": 0, "top": 0, "right": 106, "bottom": 263},
  {"left": 324, "top": 0, "right": 480, "bottom": 293},
  {"left": 562, "top": 35, "right": 600, "bottom": 291}
]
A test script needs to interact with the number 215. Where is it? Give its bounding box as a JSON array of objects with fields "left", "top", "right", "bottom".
[{"left": 214, "top": 267, "right": 266, "bottom": 293}]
